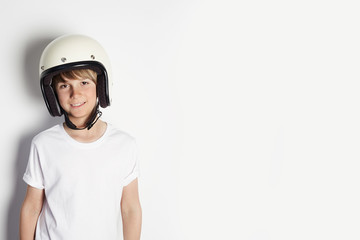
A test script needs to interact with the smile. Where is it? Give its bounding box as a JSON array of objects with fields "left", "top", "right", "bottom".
[{"left": 70, "top": 102, "right": 86, "bottom": 107}]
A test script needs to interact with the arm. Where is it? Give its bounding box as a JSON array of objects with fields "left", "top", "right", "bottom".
[
  {"left": 20, "top": 185, "right": 45, "bottom": 240},
  {"left": 121, "top": 178, "right": 142, "bottom": 240}
]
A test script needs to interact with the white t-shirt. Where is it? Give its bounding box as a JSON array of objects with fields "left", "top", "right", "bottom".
[{"left": 23, "top": 123, "right": 140, "bottom": 240}]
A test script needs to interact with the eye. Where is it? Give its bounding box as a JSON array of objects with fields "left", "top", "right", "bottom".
[
  {"left": 59, "top": 84, "right": 68, "bottom": 89},
  {"left": 81, "top": 81, "right": 90, "bottom": 85}
]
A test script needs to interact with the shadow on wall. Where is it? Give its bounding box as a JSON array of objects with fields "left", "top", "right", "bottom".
[{"left": 6, "top": 36, "right": 64, "bottom": 240}]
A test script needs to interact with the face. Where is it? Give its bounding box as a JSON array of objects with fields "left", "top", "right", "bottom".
[{"left": 55, "top": 76, "right": 97, "bottom": 125}]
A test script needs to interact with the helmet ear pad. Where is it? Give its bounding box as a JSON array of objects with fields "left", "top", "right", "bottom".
[
  {"left": 96, "top": 72, "right": 110, "bottom": 108},
  {"left": 41, "top": 72, "right": 63, "bottom": 117},
  {"left": 43, "top": 81, "right": 62, "bottom": 116}
]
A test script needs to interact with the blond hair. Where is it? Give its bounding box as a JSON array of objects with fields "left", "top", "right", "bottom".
[{"left": 52, "top": 69, "right": 97, "bottom": 88}]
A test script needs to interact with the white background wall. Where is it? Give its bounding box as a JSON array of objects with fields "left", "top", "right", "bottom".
[{"left": 1, "top": 0, "right": 360, "bottom": 239}]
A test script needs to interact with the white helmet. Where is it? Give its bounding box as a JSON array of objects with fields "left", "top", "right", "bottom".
[{"left": 39, "top": 34, "right": 112, "bottom": 117}]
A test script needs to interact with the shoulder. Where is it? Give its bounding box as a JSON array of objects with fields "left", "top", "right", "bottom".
[
  {"left": 105, "top": 123, "right": 137, "bottom": 145},
  {"left": 31, "top": 124, "right": 63, "bottom": 145}
]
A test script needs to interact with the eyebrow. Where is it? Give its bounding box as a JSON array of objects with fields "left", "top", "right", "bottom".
[
  {"left": 54, "top": 78, "right": 93, "bottom": 87},
  {"left": 58, "top": 78, "right": 79, "bottom": 84}
]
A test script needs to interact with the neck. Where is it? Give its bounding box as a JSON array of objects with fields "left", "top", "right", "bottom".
[{"left": 63, "top": 119, "right": 107, "bottom": 143}]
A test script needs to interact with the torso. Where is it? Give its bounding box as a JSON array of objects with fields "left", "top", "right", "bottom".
[{"left": 24, "top": 123, "right": 139, "bottom": 239}]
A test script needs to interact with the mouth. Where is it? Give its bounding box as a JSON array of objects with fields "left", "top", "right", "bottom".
[{"left": 70, "top": 102, "right": 86, "bottom": 108}]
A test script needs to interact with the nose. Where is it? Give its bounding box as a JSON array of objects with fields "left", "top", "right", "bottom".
[{"left": 70, "top": 85, "right": 82, "bottom": 98}]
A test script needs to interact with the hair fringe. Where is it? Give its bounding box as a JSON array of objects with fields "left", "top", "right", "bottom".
[{"left": 52, "top": 69, "right": 97, "bottom": 87}]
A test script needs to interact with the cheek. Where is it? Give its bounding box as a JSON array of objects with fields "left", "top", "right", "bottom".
[
  {"left": 88, "top": 88, "right": 97, "bottom": 101},
  {"left": 56, "top": 92, "right": 68, "bottom": 105}
]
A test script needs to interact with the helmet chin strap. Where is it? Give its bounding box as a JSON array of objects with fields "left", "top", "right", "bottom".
[{"left": 62, "top": 102, "right": 102, "bottom": 130}]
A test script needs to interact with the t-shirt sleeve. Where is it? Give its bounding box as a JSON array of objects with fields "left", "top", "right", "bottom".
[
  {"left": 23, "top": 140, "right": 45, "bottom": 189},
  {"left": 122, "top": 138, "right": 140, "bottom": 186}
]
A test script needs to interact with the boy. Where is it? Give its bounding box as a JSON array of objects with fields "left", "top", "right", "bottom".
[{"left": 19, "top": 34, "right": 142, "bottom": 240}]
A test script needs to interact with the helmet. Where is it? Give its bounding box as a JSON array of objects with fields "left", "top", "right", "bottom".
[{"left": 39, "top": 34, "right": 112, "bottom": 117}]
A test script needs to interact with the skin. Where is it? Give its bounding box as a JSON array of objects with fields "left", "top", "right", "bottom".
[
  {"left": 20, "top": 75, "right": 142, "bottom": 239},
  {"left": 55, "top": 76, "right": 105, "bottom": 142},
  {"left": 19, "top": 186, "right": 44, "bottom": 240},
  {"left": 55, "top": 77, "right": 98, "bottom": 129},
  {"left": 121, "top": 178, "right": 142, "bottom": 240}
]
